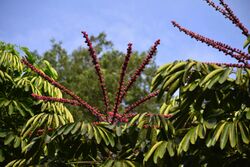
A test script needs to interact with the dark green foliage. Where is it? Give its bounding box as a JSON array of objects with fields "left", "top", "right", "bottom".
[{"left": 0, "top": 42, "right": 72, "bottom": 166}]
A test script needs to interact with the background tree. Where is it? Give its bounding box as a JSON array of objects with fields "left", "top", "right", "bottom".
[{"left": 2, "top": 0, "right": 250, "bottom": 166}]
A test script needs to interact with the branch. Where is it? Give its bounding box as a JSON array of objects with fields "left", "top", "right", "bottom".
[
  {"left": 204, "top": 0, "right": 249, "bottom": 37},
  {"left": 32, "top": 93, "right": 81, "bottom": 106},
  {"left": 124, "top": 90, "right": 160, "bottom": 114},
  {"left": 202, "top": 61, "right": 250, "bottom": 69},
  {"left": 218, "top": 0, "right": 249, "bottom": 37},
  {"left": 123, "top": 113, "right": 172, "bottom": 120},
  {"left": 82, "top": 31, "right": 110, "bottom": 114},
  {"left": 21, "top": 59, "right": 105, "bottom": 121},
  {"left": 172, "top": 21, "right": 250, "bottom": 63}
]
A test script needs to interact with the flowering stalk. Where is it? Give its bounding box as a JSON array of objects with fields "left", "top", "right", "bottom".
[
  {"left": 203, "top": 61, "right": 250, "bottom": 69},
  {"left": 171, "top": 21, "right": 250, "bottom": 63},
  {"left": 204, "top": 0, "right": 249, "bottom": 37},
  {"left": 32, "top": 93, "right": 81, "bottom": 106},
  {"left": 122, "top": 113, "right": 172, "bottom": 121},
  {"left": 82, "top": 31, "right": 110, "bottom": 114},
  {"left": 124, "top": 90, "right": 160, "bottom": 114},
  {"left": 21, "top": 59, "right": 105, "bottom": 121},
  {"left": 111, "top": 43, "right": 133, "bottom": 123},
  {"left": 116, "top": 39, "right": 160, "bottom": 107},
  {"left": 93, "top": 121, "right": 166, "bottom": 129},
  {"left": 125, "top": 40, "right": 160, "bottom": 91}
]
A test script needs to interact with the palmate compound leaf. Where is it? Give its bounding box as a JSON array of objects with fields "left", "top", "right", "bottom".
[
  {"left": 238, "top": 122, "right": 250, "bottom": 144},
  {"left": 220, "top": 122, "right": 230, "bottom": 149},
  {"left": 144, "top": 140, "right": 175, "bottom": 164},
  {"left": 218, "top": 68, "right": 232, "bottom": 84},
  {"left": 177, "top": 124, "right": 206, "bottom": 154},
  {"left": 199, "top": 68, "right": 224, "bottom": 86},
  {"left": 144, "top": 141, "right": 164, "bottom": 163},
  {"left": 228, "top": 121, "right": 237, "bottom": 148},
  {"left": 51, "top": 121, "right": 115, "bottom": 147}
]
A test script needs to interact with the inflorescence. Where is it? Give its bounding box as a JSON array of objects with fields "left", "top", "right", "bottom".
[
  {"left": 172, "top": 0, "right": 250, "bottom": 68},
  {"left": 22, "top": 33, "right": 168, "bottom": 125},
  {"left": 22, "top": 0, "right": 249, "bottom": 127}
]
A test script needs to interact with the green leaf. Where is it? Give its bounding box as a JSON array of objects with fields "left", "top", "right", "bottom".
[
  {"left": 218, "top": 68, "right": 232, "bottom": 84},
  {"left": 116, "top": 126, "right": 122, "bottom": 137},
  {"left": 210, "top": 121, "right": 226, "bottom": 146},
  {"left": 13, "top": 136, "right": 21, "bottom": 148},
  {"left": 199, "top": 68, "right": 224, "bottom": 86},
  {"left": 8, "top": 103, "right": 14, "bottom": 115},
  {"left": 228, "top": 122, "right": 237, "bottom": 148},
  {"left": 101, "top": 160, "right": 114, "bottom": 167},
  {"left": 104, "top": 130, "right": 115, "bottom": 147},
  {"left": 93, "top": 127, "right": 102, "bottom": 144},
  {"left": 190, "top": 128, "right": 197, "bottom": 144},
  {"left": 124, "top": 160, "right": 136, "bottom": 167},
  {"left": 204, "top": 118, "right": 217, "bottom": 129},
  {"left": 220, "top": 123, "right": 229, "bottom": 149},
  {"left": 166, "top": 141, "right": 175, "bottom": 157},
  {"left": 153, "top": 141, "right": 167, "bottom": 164},
  {"left": 87, "top": 123, "right": 94, "bottom": 139},
  {"left": 246, "top": 111, "right": 250, "bottom": 120},
  {"left": 144, "top": 141, "right": 163, "bottom": 162},
  {"left": 238, "top": 122, "right": 250, "bottom": 144},
  {"left": 71, "top": 122, "right": 81, "bottom": 134},
  {"left": 0, "top": 131, "right": 7, "bottom": 138},
  {"left": 178, "top": 132, "right": 191, "bottom": 153},
  {"left": 235, "top": 68, "right": 242, "bottom": 85},
  {"left": 183, "top": 61, "right": 196, "bottom": 83},
  {"left": 167, "top": 61, "right": 186, "bottom": 75},
  {"left": 97, "top": 127, "right": 109, "bottom": 145},
  {"left": 4, "top": 133, "right": 15, "bottom": 145},
  {"left": 197, "top": 124, "right": 206, "bottom": 139},
  {"left": 0, "top": 149, "right": 5, "bottom": 162},
  {"left": 243, "top": 36, "right": 250, "bottom": 49},
  {"left": 161, "top": 70, "right": 185, "bottom": 92},
  {"left": 80, "top": 122, "right": 88, "bottom": 135},
  {"left": 63, "top": 124, "right": 75, "bottom": 135},
  {"left": 21, "top": 47, "right": 36, "bottom": 64}
]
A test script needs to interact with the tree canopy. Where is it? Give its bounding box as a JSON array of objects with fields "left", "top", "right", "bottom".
[{"left": 1, "top": 0, "right": 250, "bottom": 166}]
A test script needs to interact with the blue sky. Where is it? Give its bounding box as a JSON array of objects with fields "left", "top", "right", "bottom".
[{"left": 0, "top": 0, "right": 249, "bottom": 65}]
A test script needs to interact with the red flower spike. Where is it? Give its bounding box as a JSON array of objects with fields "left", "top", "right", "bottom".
[
  {"left": 203, "top": 61, "right": 250, "bottom": 69},
  {"left": 32, "top": 93, "right": 81, "bottom": 106},
  {"left": 218, "top": 0, "right": 249, "bottom": 37},
  {"left": 22, "top": 36, "right": 161, "bottom": 125},
  {"left": 124, "top": 90, "right": 160, "bottom": 114},
  {"left": 123, "top": 113, "right": 173, "bottom": 120},
  {"left": 111, "top": 43, "right": 133, "bottom": 124},
  {"left": 171, "top": 21, "right": 250, "bottom": 63},
  {"left": 119, "top": 39, "right": 160, "bottom": 103},
  {"left": 21, "top": 59, "right": 105, "bottom": 121},
  {"left": 81, "top": 31, "right": 110, "bottom": 114},
  {"left": 204, "top": 0, "right": 249, "bottom": 37}
]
